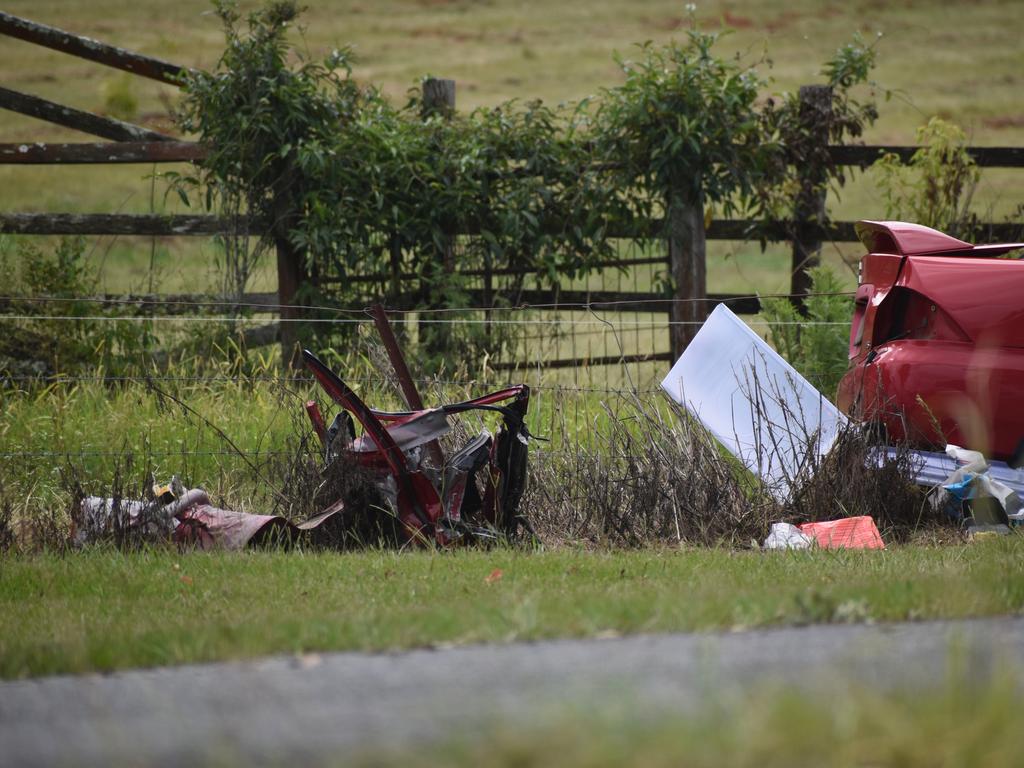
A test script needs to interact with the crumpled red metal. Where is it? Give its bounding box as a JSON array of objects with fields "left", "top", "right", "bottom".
[{"left": 302, "top": 349, "right": 534, "bottom": 547}]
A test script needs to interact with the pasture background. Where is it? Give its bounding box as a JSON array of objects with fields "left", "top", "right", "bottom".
[{"left": 1, "top": 0, "right": 1023, "bottom": 299}]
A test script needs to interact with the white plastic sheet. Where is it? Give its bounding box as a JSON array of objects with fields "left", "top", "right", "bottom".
[{"left": 660, "top": 304, "right": 846, "bottom": 501}]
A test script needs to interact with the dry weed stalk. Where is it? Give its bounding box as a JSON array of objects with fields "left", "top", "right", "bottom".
[
  {"left": 741, "top": 364, "right": 935, "bottom": 540},
  {"left": 527, "top": 394, "right": 773, "bottom": 548}
]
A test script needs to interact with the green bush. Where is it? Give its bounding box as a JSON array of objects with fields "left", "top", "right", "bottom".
[
  {"left": 759, "top": 266, "right": 851, "bottom": 397},
  {"left": 0, "top": 237, "right": 156, "bottom": 376},
  {"left": 873, "top": 117, "right": 980, "bottom": 238},
  {"left": 172, "top": 1, "right": 880, "bottom": 368}
]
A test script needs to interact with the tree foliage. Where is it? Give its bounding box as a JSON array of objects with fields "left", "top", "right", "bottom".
[
  {"left": 596, "top": 26, "right": 778, "bottom": 217},
  {"left": 174, "top": 1, "right": 880, "bottom": 363},
  {"left": 759, "top": 266, "right": 851, "bottom": 397},
  {"left": 873, "top": 117, "right": 980, "bottom": 238}
]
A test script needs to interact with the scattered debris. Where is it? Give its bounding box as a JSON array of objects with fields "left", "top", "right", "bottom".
[
  {"left": 662, "top": 304, "right": 899, "bottom": 546},
  {"left": 75, "top": 479, "right": 340, "bottom": 550},
  {"left": 763, "top": 522, "right": 812, "bottom": 550},
  {"left": 73, "top": 353, "right": 536, "bottom": 551},
  {"left": 936, "top": 445, "right": 1022, "bottom": 521},
  {"left": 303, "top": 349, "right": 534, "bottom": 547},
  {"left": 798, "top": 516, "right": 885, "bottom": 550},
  {"left": 922, "top": 444, "right": 1021, "bottom": 536},
  {"left": 879, "top": 445, "right": 1024, "bottom": 499},
  {"left": 72, "top": 305, "right": 535, "bottom": 552},
  {"left": 762, "top": 517, "right": 885, "bottom": 550},
  {"left": 870, "top": 443, "right": 1023, "bottom": 534}
]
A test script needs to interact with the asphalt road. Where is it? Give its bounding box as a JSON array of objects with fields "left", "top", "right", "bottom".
[{"left": 2, "top": 617, "right": 1022, "bottom": 767}]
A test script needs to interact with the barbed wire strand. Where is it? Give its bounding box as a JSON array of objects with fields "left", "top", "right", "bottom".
[
  {"left": 0, "top": 290, "right": 856, "bottom": 315},
  {"left": 0, "top": 373, "right": 669, "bottom": 392},
  {"left": 0, "top": 314, "right": 849, "bottom": 326}
]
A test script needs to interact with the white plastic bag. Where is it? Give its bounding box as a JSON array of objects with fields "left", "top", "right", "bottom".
[{"left": 763, "top": 522, "right": 813, "bottom": 550}]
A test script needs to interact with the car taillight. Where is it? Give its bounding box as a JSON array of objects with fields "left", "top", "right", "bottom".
[{"left": 874, "top": 287, "right": 969, "bottom": 345}]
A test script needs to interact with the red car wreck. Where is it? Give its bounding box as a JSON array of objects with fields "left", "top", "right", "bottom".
[{"left": 837, "top": 220, "right": 1024, "bottom": 462}]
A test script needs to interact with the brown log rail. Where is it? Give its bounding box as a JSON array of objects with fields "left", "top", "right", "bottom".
[
  {"left": 0, "top": 213, "right": 230, "bottom": 236},
  {"left": 0, "top": 141, "right": 204, "bottom": 164},
  {"left": 0, "top": 86, "right": 175, "bottom": 143},
  {"left": 0, "top": 11, "right": 193, "bottom": 85}
]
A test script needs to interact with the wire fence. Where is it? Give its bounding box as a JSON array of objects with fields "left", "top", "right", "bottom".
[
  {"left": 0, "top": 292, "right": 850, "bottom": 523},
  {"left": 1, "top": 289, "right": 851, "bottom": 392},
  {"left": 0, "top": 291, "right": 856, "bottom": 313}
]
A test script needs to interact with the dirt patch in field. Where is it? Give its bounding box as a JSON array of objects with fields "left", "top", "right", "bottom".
[
  {"left": 409, "top": 26, "right": 484, "bottom": 43},
  {"left": 765, "top": 11, "right": 802, "bottom": 33},
  {"left": 983, "top": 114, "right": 1024, "bottom": 130},
  {"left": 722, "top": 11, "right": 755, "bottom": 29}
]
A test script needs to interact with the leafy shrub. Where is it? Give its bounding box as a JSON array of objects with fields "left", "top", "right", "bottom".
[
  {"left": 759, "top": 265, "right": 851, "bottom": 397},
  {"left": 174, "top": 1, "right": 626, "bottom": 367},
  {"left": 0, "top": 237, "right": 157, "bottom": 377},
  {"left": 174, "top": 1, "right": 880, "bottom": 367},
  {"left": 873, "top": 117, "right": 980, "bottom": 238},
  {"left": 596, "top": 25, "right": 778, "bottom": 220}
]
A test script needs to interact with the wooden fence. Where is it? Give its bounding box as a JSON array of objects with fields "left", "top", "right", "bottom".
[{"left": 2, "top": 11, "right": 1023, "bottom": 369}]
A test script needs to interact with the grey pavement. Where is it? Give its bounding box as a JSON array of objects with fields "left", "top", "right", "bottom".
[{"left": 1, "top": 617, "right": 1022, "bottom": 766}]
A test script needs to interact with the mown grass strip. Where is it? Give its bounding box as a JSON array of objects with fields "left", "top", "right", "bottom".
[{"left": 2, "top": 539, "right": 1022, "bottom": 679}]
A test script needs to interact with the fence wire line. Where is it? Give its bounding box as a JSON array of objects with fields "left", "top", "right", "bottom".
[
  {"left": 378, "top": 292, "right": 857, "bottom": 313},
  {"left": 0, "top": 295, "right": 369, "bottom": 315},
  {"left": 0, "top": 290, "right": 856, "bottom": 315},
  {"left": 0, "top": 314, "right": 849, "bottom": 326},
  {"left": 0, "top": 450, "right": 293, "bottom": 459},
  {"left": 0, "top": 373, "right": 666, "bottom": 393}
]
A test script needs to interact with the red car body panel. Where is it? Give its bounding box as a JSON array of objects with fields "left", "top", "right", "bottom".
[{"left": 836, "top": 221, "right": 1024, "bottom": 461}]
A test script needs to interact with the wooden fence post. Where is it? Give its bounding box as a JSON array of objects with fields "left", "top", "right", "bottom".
[
  {"left": 273, "top": 172, "right": 307, "bottom": 367},
  {"left": 420, "top": 77, "right": 456, "bottom": 357},
  {"left": 667, "top": 188, "right": 707, "bottom": 359},
  {"left": 790, "top": 84, "right": 833, "bottom": 303},
  {"left": 422, "top": 78, "right": 456, "bottom": 120}
]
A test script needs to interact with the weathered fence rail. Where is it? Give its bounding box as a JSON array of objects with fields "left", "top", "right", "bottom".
[
  {"left": 5, "top": 212, "right": 1021, "bottom": 246},
  {"left": 0, "top": 141, "right": 204, "bottom": 164},
  {"left": 827, "top": 144, "right": 1024, "bottom": 167},
  {"left": 0, "top": 213, "right": 231, "bottom": 236},
  {"left": 0, "top": 11, "right": 193, "bottom": 85},
  {"left": 2, "top": 11, "right": 1023, "bottom": 369}
]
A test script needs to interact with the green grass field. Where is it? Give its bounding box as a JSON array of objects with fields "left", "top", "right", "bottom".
[{"left": 3, "top": 540, "right": 1023, "bottom": 679}]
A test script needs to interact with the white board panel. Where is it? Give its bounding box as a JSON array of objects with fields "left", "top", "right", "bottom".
[{"left": 660, "top": 304, "right": 846, "bottom": 500}]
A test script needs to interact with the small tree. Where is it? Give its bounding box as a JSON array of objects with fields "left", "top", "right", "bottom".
[
  {"left": 175, "top": 0, "right": 366, "bottom": 359},
  {"left": 597, "top": 25, "right": 777, "bottom": 354},
  {"left": 175, "top": 1, "right": 624, "bottom": 367},
  {"left": 874, "top": 117, "right": 980, "bottom": 238}
]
